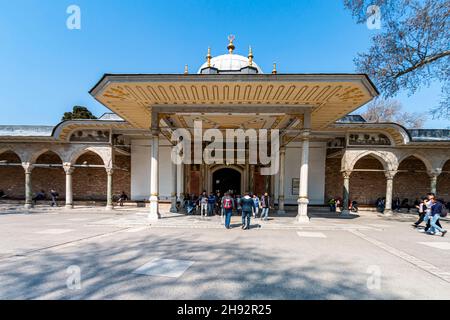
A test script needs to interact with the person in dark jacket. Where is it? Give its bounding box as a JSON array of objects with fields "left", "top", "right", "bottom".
[
  {"left": 427, "top": 198, "right": 447, "bottom": 236},
  {"left": 240, "top": 192, "right": 254, "bottom": 230},
  {"left": 50, "top": 189, "right": 59, "bottom": 207},
  {"left": 118, "top": 191, "right": 129, "bottom": 206},
  {"left": 33, "top": 190, "right": 46, "bottom": 205}
]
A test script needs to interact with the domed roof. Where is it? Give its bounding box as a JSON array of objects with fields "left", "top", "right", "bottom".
[
  {"left": 197, "top": 36, "right": 263, "bottom": 74},
  {"left": 197, "top": 53, "right": 263, "bottom": 74}
]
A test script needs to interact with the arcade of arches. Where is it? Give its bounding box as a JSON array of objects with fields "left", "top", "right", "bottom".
[
  {"left": 2, "top": 142, "right": 450, "bottom": 216},
  {"left": 0, "top": 148, "right": 130, "bottom": 207}
]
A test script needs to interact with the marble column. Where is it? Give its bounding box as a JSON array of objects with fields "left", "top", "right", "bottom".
[
  {"left": 277, "top": 147, "right": 286, "bottom": 214},
  {"left": 170, "top": 162, "right": 178, "bottom": 213},
  {"left": 23, "top": 163, "right": 34, "bottom": 209},
  {"left": 296, "top": 131, "right": 310, "bottom": 223},
  {"left": 105, "top": 167, "right": 114, "bottom": 210},
  {"left": 341, "top": 170, "right": 351, "bottom": 215},
  {"left": 428, "top": 170, "right": 441, "bottom": 195},
  {"left": 63, "top": 163, "right": 75, "bottom": 209},
  {"left": 249, "top": 165, "right": 255, "bottom": 193},
  {"left": 245, "top": 161, "right": 250, "bottom": 193},
  {"left": 384, "top": 171, "right": 397, "bottom": 216},
  {"left": 149, "top": 132, "right": 161, "bottom": 220}
]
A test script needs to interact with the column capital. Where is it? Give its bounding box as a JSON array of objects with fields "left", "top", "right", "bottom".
[
  {"left": 279, "top": 146, "right": 286, "bottom": 154},
  {"left": 384, "top": 170, "right": 397, "bottom": 180},
  {"left": 63, "top": 163, "right": 75, "bottom": 174},
  {"left": 151, "top": 128, "right": 160, "bottom": 137},
  {"left": 342, "top": 170, "right": 352, "bottom": 179},
  {"left": 22, "top": 162, "right": 34, "bottom": 174},
  {"left": 105, "top": 167, "right": 114, "bottom": 175},
  {"left": 300, "top": 129, "right": 311, "bottom": 140},
  {"left": 428, "top": 169, "right": 442, "bottom": 178}
]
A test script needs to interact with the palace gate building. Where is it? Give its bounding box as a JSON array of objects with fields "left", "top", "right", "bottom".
[{"left": 1, "top": 38, "right": 449, "bottom": 222}]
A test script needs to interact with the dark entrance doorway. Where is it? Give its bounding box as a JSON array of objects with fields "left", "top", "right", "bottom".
[{"left": 212, "top": 168, "right": 241, "bottom": 195}]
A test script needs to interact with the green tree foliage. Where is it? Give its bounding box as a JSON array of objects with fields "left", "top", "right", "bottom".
[
  {"left": 62, "top": 106, "right": 97, "bottom": 121},
  {"left": 345, "top": 0, "right": 450, "bottom": 119}
]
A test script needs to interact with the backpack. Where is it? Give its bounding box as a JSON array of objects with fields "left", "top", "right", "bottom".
[
  {"left": 440, "top": 206, "right": 448, "bottom": 218},
  {"left": 223, "top": 198, "right": 233, "bottom": 209}
]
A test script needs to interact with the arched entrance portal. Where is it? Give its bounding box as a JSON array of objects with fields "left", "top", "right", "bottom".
[{"left": 212, "top": 168, "right": 241, "bottom": 195}]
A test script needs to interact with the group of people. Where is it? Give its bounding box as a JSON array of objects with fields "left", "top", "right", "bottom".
[
  {"left": 413, "top": 193, "right": 448, "bottom": 237},
  {"left": 32, "top": 189, "right": 59, "bottom": 207},
  {"left": 22, "top": 189, "right": 130, "bottom": 207},
  {"left": 182, "top": 191, "right": 272, "bottom": 230},
  {"left": 328, "top": 197, "right": 359, "bottom": 213}
]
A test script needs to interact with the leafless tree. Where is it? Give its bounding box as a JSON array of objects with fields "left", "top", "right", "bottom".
[
  {"left": 344, "top": 0, "right": 450, "bottom": 119},
  {"left": 361, "top": 98, "right": 426, "bottom": 128}
]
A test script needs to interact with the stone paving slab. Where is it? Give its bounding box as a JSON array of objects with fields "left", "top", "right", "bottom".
[{"left": 1, "top": 205, "right": 450, "bottom": 299}]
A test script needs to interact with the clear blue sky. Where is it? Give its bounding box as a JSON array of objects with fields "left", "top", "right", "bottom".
[{"left": 0, "top": 0, "right": 447, "bottom": 128}]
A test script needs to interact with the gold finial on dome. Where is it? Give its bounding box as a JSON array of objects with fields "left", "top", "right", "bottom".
[
  {"left": 206, "top": 47, "right": 212, "bottom": 67},
  {"left": 248, "top": 46, "right": 253, "bottom": 66},
  {"left": 184, "top": 64, "right": 189, "bottom": 75},
  {"left": 272, "top": 62, "right": 277, "bottom": 74},
  {"left": 227, "top": 34, "right": 235, "bottom": 54}
]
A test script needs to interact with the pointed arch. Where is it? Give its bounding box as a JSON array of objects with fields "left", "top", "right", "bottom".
[
  {"left": 397, "top": 153, "right": 433, "bottom": 173},
  {"left": 69, "top": 147, "right": 110, "bottom": 167},
  {"left": 0, "top": 148, "right": 22, "bottom": 163},
  {"left": 348, "top": 150, "right": 395, "bottom": 171},
  {"left": 30, "top": 148, "right": 64, "bottom": 165}
]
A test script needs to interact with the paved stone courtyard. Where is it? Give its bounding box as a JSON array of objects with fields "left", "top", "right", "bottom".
[{"left": 0, "top": 204, "right": 449, "bottom": 299}]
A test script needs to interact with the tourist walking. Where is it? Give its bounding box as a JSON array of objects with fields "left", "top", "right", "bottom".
[
  {"left": 199, "top": 191, "right": 208, "bottom": 217},
  {"left": 423, "top": 193, "right": 443, "bottom": 232},
  {"left": 413, "top": 197, "right": 427, "bottom": 228},
  {"left": 222, "top": 192, "right": 235, "bottom": 229},
  {"left": 240, "top": 192, "right": 254, "bottom": 230},
  {"left": 426, "top": 197, "right": 447, "bottom": 237},
  {"left": 50, "top": 189, "right": 59, "bottom": 207},
  {"left": 215, "top": 192, "right": 222, "bottom": 215},
  {"left": 236, "top": 195, "right": 242, "bottom": 216},
  {"left": 261, "top": 192, "right": 270, "bottom": 221},
  {"left": 252, "top": 194, "right": 260, "bottom": 218},
  {"left": 207, "top": 193, "right": 216, "bottom": 216}
]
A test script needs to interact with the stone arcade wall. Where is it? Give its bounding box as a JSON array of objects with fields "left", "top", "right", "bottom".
[
  {"left": 0, "top": 151, "right": 25, "bottom": 199},
  {"left": 326, "top": 148, "right": 450, "bottom": 206},
  {"left": 325, "top": 157, "right": 386, "bottom": 205},
  {"left": 0, "top": 145, "right": 131, "bottom": 201},
  {"left": 437, "top": 161, "right": 450, "bottom": 200}
]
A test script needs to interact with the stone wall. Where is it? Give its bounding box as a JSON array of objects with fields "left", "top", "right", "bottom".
[
  {"left": 350, "top": 157, "right": 386, "bottom": 205},
  {"left": 324, "top": 158, "right": 342, "bottom": 202},
  {"left": 0, "top": 151, "right": 24, "bottom": 199},
  {"left": 393, "top": 157, "right": 429, "bottom": 202},
  {"left": 325, "top": 157, "right": 386, "bottom": 205},
  {"left": 437, "top": 161, "right": 450, "bottom": 200}
]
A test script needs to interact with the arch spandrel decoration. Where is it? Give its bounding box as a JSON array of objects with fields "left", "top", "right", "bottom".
[
  {"left": 29, "top": 148, "right": 65, "bottom": 165},
  {"left": 342, "top": 149, "right": 399, "bottom": 172},
  {"left": 396, "top": 151, "right": 434, "bottom": 173},
  {"left": 68, "top": 146, "right": 113, "bottom": 168}
]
